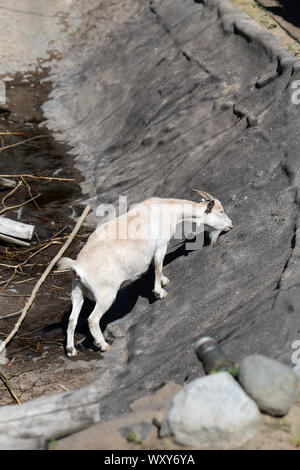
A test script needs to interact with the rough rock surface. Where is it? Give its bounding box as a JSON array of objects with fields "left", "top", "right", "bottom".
[
  {"left": 160, "top": 372, "right": 260, "bottom": 449},
  {"left": 42, "top": 0, "right": 300, "bottom": 420},
  {"left": 238, "top": 354, "right": 298, "bottom": 416}
]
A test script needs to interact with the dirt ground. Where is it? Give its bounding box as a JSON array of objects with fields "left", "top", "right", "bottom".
[
  {"left": 55, "top": 382, "right": 300, "bottom": 450},
  {"left": 229, "top": 0, "right": 300, "bottom": 55}
]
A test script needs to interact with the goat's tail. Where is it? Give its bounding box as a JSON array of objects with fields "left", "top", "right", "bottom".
[{"left": 56, "top": 257, "right": 75, "bottom": 271}]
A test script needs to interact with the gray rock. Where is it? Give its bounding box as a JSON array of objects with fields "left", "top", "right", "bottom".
[
  {"left": 238, "top": 355, "right": 298, "bottom": 416},
  {"left": 160, "top": 372, "right": 260, "bottom": 449}
]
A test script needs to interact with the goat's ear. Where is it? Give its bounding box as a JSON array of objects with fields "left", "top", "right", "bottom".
[{"left": 205, "top": 200, "right": 215, "bottom": 214}]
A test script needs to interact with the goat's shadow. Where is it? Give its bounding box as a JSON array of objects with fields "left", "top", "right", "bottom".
[{"left": 46, "top": 233, "right": 211, "bottom": 352}]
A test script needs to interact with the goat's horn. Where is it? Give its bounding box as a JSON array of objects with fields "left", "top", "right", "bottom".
[{"left": 192, "top": 189, "right": 215, "bottom": 201}]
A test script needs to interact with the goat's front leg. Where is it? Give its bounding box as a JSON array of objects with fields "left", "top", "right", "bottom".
[{"left": 152, "top": 244, "right": 169, "bottom": 299}]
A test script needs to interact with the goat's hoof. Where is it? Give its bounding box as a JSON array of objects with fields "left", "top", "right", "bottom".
[
  {"left": 67, "top": 347, "right": 78, "bottom": 357},
  {"left": 161, "top": 276, "right": 170, "bottom": 287},
  {"left": 154, "top": 289, "right": 168, "bottom": 300},
  {"left": 99, "top": 342, "right": 111, "bottom": 352}
]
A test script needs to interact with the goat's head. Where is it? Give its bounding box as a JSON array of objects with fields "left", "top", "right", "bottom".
[{"left": 193, "top": 190, "right": 233, "bottom": 245}]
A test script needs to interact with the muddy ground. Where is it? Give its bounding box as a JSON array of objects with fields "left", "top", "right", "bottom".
[{"left": 0, "top": 70, "right": 108, "bottom": 406}]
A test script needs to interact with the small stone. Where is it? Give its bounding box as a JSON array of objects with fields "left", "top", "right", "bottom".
[
  {"left": 238, "top": 354, "right": 298, "bottom": 416},
  {"left": 106, "top": 324, "right": 126, "bottom": 338},
  {"left": 160, "top": 372, "right": 260, "bottom": 449},
  {"left": 246, "top": 115, "right": 258, "bottom": 128}
]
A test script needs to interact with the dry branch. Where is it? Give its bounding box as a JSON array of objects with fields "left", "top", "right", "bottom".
[
  {"left": 1, "top": 180, "right": 23, "bottom": 207},
  {"left": 0, "top": 382, "right": 100, "bottom": 448},
  {"left": 0, "top": 310, "right": 22, "bottom": 320},
  {"left": 0, "top": 370, "right": 21, "bottom": 404},
  {"left": 0, "top": 233, "right": 30, "bottom": 247},
  {"left": 21, "top": 176, "right": 40, "bottom": 210},
  {"left": 0, "top": 216, "right": 34, "bottom": 241},
  {"left": 0, "top": 174, "right": 76, "bottom": 182},
  {"left": 0, "top": 193, "right": 41, "bottom": 216},
  {"left": 0, "top": 132, "right": 32, "bottom": 136},
  {"left": 0, "top": 135, "right": 49, "bottom": 152}
]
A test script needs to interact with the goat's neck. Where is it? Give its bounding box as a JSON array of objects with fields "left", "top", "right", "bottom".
[{"left": 170, "top": 199, "right": 205, "bottom": 224}]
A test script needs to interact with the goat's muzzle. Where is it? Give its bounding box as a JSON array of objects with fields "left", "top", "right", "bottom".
[{"left": 224, "top": 222, "right": 233, "bottom": 231}]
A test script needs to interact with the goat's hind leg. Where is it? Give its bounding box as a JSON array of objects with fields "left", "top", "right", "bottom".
[
  {"left": 66, "top": 276, "right": 84, "bottom": 357},
  {"left": 88, "top": 287, "right": 117, "bottom": 352}
]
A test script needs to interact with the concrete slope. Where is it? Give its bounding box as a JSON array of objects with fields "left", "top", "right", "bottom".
[{"left": 41, "top": 0, "right": 300, "bottom": 420}]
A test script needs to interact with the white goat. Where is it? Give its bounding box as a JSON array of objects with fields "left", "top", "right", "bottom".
[{"left": 58, "top": 191, "right": 232, "bottom": 356}]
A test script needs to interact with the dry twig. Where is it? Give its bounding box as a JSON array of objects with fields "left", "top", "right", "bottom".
[
  {"left": 0, "top": 239, "right": 62, "bottom": 289},
  {"left": 0, "top": 310, "right": 22, "bottom": 320},
  {"left": 0, "top": 132, "right": 32, "bottom": 137},
  {"left": 0, "top": 192, "right": 41, "bottom": 216},
  {"left": 0, "top": 135, "right": 49, "bottom": 153},
  {"left": 0, "top": 174, "right": 75, "bottom": 182},
  {"left": 0, "top": 369, "right": 21, "bottom": 404},
  {"left": 21, "top": 176, "right": 41, "bottom": 211},
  {"left": 1, "top": 180, "right": 23, "bottom": 208}
]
